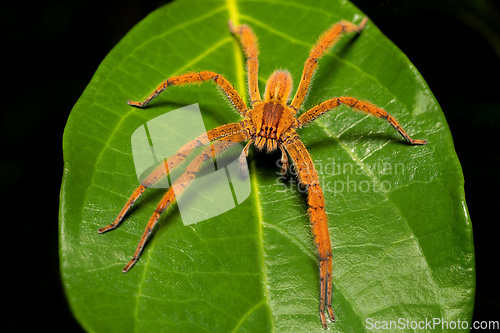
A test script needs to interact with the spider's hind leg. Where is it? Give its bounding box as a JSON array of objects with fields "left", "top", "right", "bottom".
[
  {"left": 121, "top": 132, "right": 247, "bottom": 273},
  {"left": 98, "top": 123, "right": 244, "bottom": 234},
  {"left": 98, "top": 185, "right": 146, "bottom": 234},
  {"left": 283, "top": 137, "right": 334, "bottom": 329}
]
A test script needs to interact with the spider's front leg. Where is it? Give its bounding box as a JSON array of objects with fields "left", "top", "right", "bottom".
[
  {"left": 229, "top": 20, "right": 261, "bottom": 105},
  {"left": 291, "top": 18, "right": 367, "bottom": 110},
  {"left": 283, "top": 138, "right": 334, "bottom": 329},
  {"left": 128, "top": 71, "right": 248, "bottom": 116}
]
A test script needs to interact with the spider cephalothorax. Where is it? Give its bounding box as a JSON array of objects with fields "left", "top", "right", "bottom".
[
  {"left": 250, "top": 70, "right": 297, "bottom": 152},
  {"left": 99, "top": 17, "right": 427, "bottom": 329}
]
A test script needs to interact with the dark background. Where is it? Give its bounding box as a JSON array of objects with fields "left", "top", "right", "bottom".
[{"left": 1, "top": 0, "right": 498, "bottom": 331}]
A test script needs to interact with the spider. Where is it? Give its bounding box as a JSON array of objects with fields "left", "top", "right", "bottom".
[{"left": 98, "top": 17, "right": 427, "bottom": 329}]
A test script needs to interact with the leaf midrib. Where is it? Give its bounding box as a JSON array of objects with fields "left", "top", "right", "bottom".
[{"left": 227, "top": 0, "right": 275, "bottom": 330}]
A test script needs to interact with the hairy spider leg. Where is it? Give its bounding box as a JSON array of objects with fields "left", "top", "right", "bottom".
[
  {"left": 229, "top": 21, "right": 261, "bottom": 105},
  {"left": 127, "top": 71, "right": 248, "bottom": 115},
  {"left": 121, "top": 132, "right": 247, "bottom": 273},
  {"left": 98, "top": 185, "right": 146, "bottom": 234},
  {"left": 283, "top": 137, "right": 333, "bottom": 329},
  {"left": 290, "top": 18, "right": 367, "bottom": 111},
  {"left": 97, "top": 123, "right": 244, "bottom": 234},
  {"left": 298, "top": 97, "right": 428, "bottom": 145}
]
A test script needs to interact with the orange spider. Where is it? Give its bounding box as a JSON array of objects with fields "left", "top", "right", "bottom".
[{"left": 98, "top": 17, "right": 427, "bottom": 329}]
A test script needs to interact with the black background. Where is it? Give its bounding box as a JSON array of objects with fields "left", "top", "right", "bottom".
[{"left": 1, "top": 0, "right": 498, "bottom": 331}]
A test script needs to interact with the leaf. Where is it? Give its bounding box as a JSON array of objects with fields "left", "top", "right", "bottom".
[{"left": 59, "top": 0, "right": 474, "bottom": 332}]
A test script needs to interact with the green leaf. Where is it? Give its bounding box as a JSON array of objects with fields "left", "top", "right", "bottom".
[{"left": 59, "top": 0, "right": 474, "bottom": 332}]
